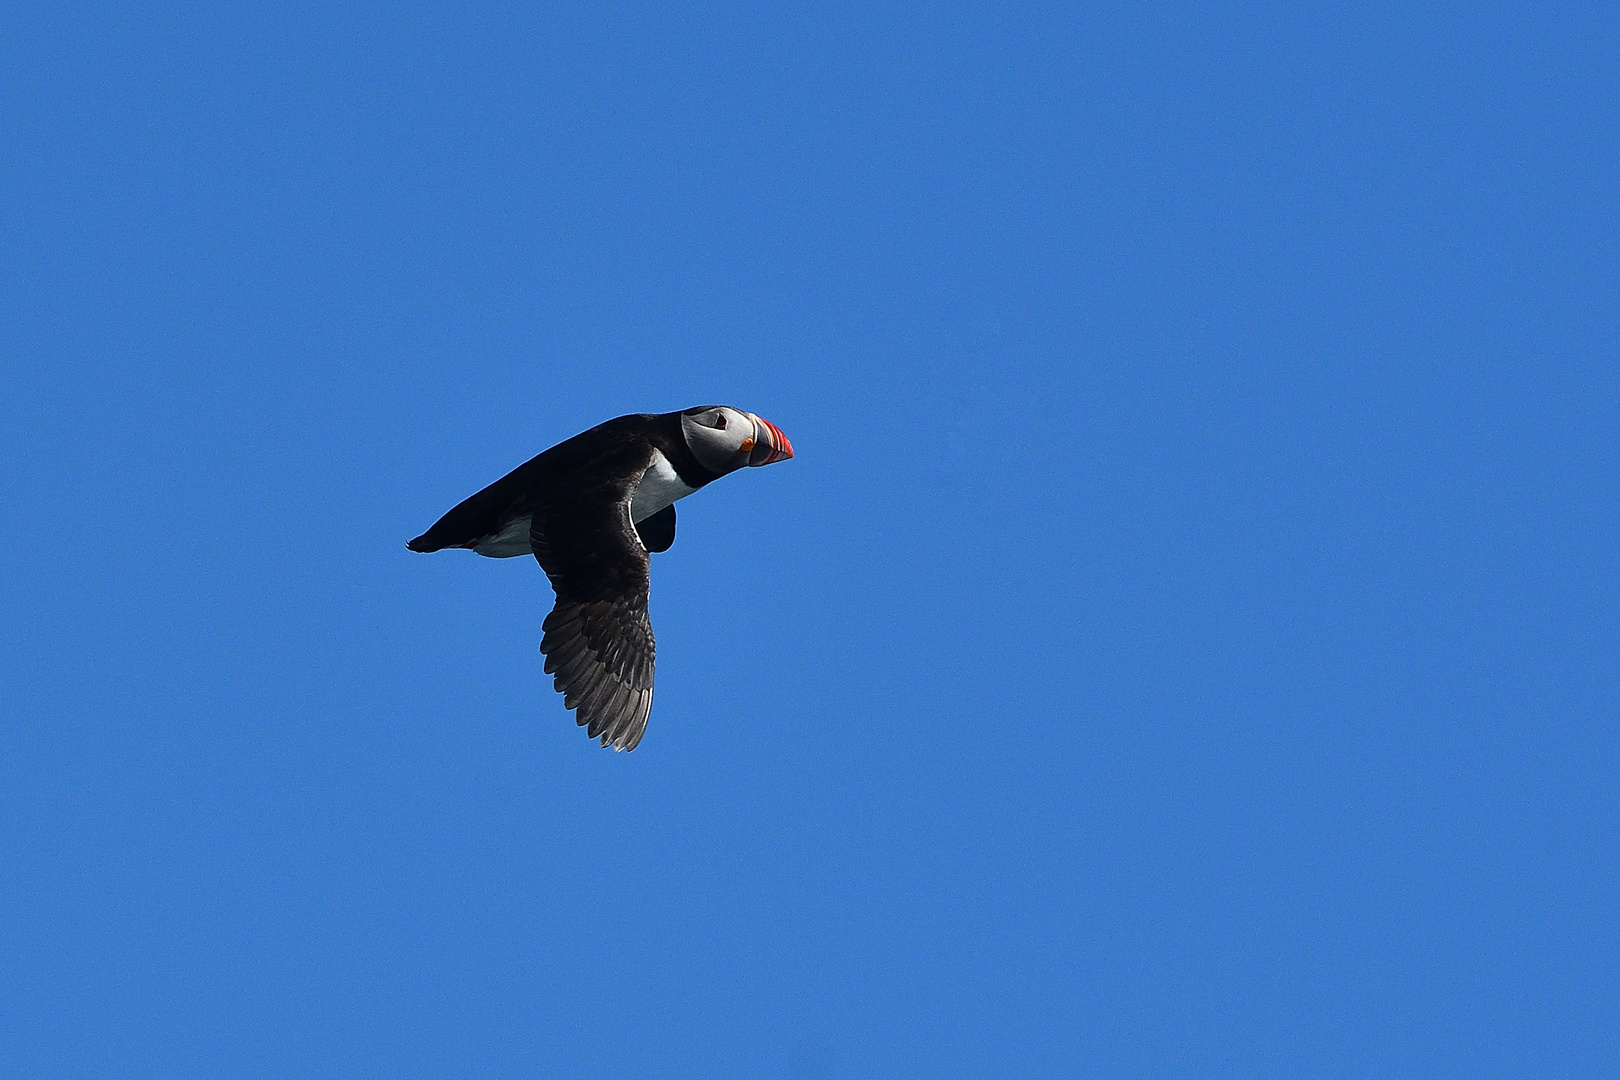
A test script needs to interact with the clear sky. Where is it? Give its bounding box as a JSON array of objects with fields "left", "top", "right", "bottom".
[{"left": 2, "top": 4, "right": 1616, "bottom": 1077}]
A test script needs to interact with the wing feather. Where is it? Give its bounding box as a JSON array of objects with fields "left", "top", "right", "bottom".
[{"left": 531, "top": 441, "right": 660, "bottom": 752}]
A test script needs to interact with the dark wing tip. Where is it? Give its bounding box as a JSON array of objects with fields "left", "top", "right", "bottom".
[
  {"left": 540, "top": 597, "right": 656, "bottom": 753},
  {"left": 407, "top": 534, "right": 435, "bottom": 552}
]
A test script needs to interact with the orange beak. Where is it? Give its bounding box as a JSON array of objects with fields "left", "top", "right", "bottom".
[{"left": 747, "top": 415, "right": 794, "bottom": 466}]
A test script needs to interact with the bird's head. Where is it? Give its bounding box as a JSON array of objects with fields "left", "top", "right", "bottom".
[{"left": 680, "top": 406, "right": 794, "bottom": 475}]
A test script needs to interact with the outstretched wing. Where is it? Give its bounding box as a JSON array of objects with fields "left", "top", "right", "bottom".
[{"left": 531, "top": 443, "right": 658, "bottom": 751}]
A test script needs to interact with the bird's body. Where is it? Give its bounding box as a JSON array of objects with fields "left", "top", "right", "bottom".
[{"left": 408, "top": 406, "right": 793, "bottom": 751}]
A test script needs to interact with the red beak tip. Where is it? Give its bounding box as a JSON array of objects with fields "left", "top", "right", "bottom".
[{"left": 756, "top": 417, "right": 793, "bottom": 463}]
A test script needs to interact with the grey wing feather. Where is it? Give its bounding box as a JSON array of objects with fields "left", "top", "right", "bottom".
[
  {"left": 541, "top": 599, "right": 655, "bottom": 751},
  {"left": 531, "top": 442, "right": 660, "bottom": 751}
]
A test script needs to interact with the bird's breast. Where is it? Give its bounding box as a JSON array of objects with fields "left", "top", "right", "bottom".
[{"left": 631, "top": 449, "right": 697, "bottom": 523}]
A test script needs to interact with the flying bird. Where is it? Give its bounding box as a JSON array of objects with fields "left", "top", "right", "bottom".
[{"left": 408, "top": 406, "right": 794, "bottom": 751}]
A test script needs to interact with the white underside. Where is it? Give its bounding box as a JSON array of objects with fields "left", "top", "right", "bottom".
[
  {"left": 629, "top": 449, "right": 697, "bottom": 524},
  {"left": 472, "top": 449, "right": 696, "bottom": 558},
  {"left": 473, "top": 515, "right": 534, "bottom": 557}
]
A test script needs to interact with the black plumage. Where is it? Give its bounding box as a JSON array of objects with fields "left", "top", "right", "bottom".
[{"left": 408, "top": 407, "right": 792, "bottom": 751}]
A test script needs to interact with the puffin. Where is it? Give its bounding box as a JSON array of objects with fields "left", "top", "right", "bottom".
[{"left": 408, "top": 406, "right": 794, "bottom": 751}]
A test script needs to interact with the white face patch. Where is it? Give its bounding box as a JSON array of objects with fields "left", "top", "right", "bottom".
[
  {"left": 681, "top": 406, "right": 755, "bottom": 475},
  {"left": 631, "top": 449, "right": 698, "bottom": 523}
]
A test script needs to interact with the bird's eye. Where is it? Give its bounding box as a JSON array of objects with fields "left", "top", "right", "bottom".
[{"left": 713, "top": 412, "right": 727, "bottom": 429}]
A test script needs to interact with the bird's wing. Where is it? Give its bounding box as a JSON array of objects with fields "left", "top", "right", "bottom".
[
  {"left": 531, "top": 442, "right": 658, "bottom": 751},
  {"left": 635, "top": 504, "right": 676, "bottom": 553}
]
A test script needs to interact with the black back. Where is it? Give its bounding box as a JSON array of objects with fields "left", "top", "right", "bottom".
[{"left": 407, "top": 411, "right": 714, "bottom": 553}]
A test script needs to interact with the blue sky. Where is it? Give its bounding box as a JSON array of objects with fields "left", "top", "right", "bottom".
[{"left": 2, "top": 3, "right": 1616, "bottom": 1077}]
